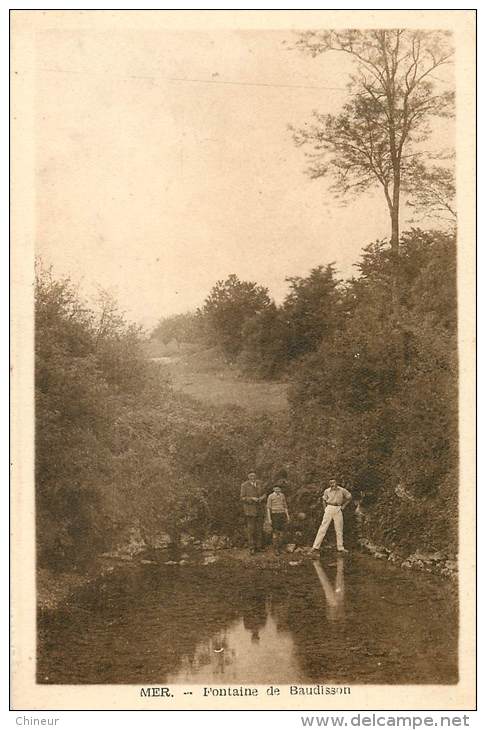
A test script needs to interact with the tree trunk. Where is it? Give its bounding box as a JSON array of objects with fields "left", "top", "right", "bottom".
[
  {"left": 390, "top": 179, "right": 407, "bottom": 370},
  {"left": 390, "top": 180, "right": 400, "bottom": 324}
]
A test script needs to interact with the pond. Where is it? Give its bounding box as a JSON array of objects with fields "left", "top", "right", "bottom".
[{"left": 37, "top": 553, "right": 458, "bottom": 685}]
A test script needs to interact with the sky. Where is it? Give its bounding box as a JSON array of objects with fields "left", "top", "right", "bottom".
[{"left": 34, "top": 24, "right": 454, "bottom": 329}]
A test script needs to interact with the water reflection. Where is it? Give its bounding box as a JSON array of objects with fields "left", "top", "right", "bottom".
[
  {"left": 37, "top": 556, "right": 458, "bottom": 685},
  {"left": 167, "top": 582, "right": 304, "bottom": 683},
  {"left": 178, "top": 629, "right": 237, "bottom": 679},
  {"left": 312, "top": 556, "right": 345, "bottom": 622},
  {"left": 167, "top": 600, "right": 303, "bottom": 684},
  {"left": 242, "top": 589, "right": 267, "bottom": 643}
]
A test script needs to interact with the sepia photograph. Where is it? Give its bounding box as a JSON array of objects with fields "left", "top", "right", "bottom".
[{"left": 10, "top": 9, "right": 476, "bottom": 711}]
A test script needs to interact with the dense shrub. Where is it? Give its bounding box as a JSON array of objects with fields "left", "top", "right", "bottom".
[
  {"left": 199, "top": 274, "right": 272, "bottom": 360},
  {"left": 151, "top": 311, "right": 204, "bottom": 348},
  {"left": 252, "top": 229, "right": 458, "bottom": 553},
  {"left": 35, "top": 268, "right": 277, "bottom": 571}
]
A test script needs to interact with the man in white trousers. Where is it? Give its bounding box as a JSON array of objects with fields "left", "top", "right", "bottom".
[{"left": 310, "top": 479, "right": 352, "bottom": 556}]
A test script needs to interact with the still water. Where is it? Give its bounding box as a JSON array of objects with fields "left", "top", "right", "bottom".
[{"left": 38, "top": 554, "right": 457, "bottom": 685}]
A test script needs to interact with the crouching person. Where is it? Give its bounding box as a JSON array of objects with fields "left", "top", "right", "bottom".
[{"left": 266, "top": 485, "right": 290, "bottom": 554}]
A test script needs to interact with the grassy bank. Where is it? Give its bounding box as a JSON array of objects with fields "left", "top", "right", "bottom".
[{"left": 153, "top": 347, "right": 288, "bottom": 413}]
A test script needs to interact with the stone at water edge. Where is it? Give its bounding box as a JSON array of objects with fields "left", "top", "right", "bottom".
[
  {"left": 201, "top": 535, "right": 231, "bottom": 551},
  {"left": 152, "top": 532, "right": 172, "bottom": 549},
  {"left": 180, "top": 534, "right": 196, "bottom": 548}
]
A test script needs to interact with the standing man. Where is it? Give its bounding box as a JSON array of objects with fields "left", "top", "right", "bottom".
[
  {"left": 310, "top": 479, "right": 352, "bottom": 556},
  {"left": 240, "top": 470, "right": 266, "bottom": 554}
]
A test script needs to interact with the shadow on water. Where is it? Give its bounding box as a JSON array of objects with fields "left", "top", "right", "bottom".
[{"left": 37, "top": 555, "right": 458, "bottom": 685}]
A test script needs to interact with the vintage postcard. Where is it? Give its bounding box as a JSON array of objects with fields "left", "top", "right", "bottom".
[{"left": 10, "top": 9, "right": 476, "bottom": 711}]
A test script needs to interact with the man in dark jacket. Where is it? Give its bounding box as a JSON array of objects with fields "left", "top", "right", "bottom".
[{"left": 240, "top": 471, "right": 266, "bottom": 554}]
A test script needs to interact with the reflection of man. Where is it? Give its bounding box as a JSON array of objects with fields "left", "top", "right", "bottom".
[
  {"left": 312, "top": 556, "right": 345, "bottom": 622},
  {"left": 311, "top": 479, "right": 352, "bottom": 555},
  {"left": 240, "top": 471, "right": 266, "bottom": 554}
]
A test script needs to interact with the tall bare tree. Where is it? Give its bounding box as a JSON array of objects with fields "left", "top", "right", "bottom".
[{"left": 291, "top": 29, "right": 454, "bottom": 315}]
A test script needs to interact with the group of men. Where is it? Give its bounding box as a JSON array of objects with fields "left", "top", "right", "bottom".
[{"left": 240, "top": 471, "right": 352, "bottom": 556}]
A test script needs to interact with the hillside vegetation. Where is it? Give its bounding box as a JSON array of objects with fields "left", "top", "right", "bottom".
[
  {"left": 151, "top": 228, "right": 458, "bottom": 556},
  {"left": 36, "top": 268, "right": 276, "bottom": 572},
  {"left": 36, "top": 227, "right": 458, "bottom": 577}
]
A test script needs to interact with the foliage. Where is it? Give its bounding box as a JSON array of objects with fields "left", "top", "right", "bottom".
[
  {"left": 35, "top": 269, "right": 135, "bottom": 568},
  {"left": 35, "top": 267, "right": 275, "bottom": 571},
  {"left": 270, "top": 228, "right": 457, "bottom": 552},
  {"left": 237, "top": 303, "right": 289, "bottom": 379},
  {"left": 283, "top": 264, "right": 342, "bottom": 361},
  {"left": 237, "top": 265, "right": 343, "bottom": 379},
  {"left": 201, "top": 274, "right": 272, "bottom": 360},
  {"left": 406, "top": 162, "right": 456, "bottom": 223},
  {"left": 151, "top": 311, "right": 203, "bottom": 347}
]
